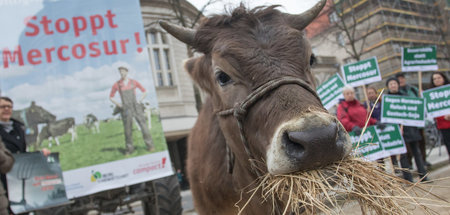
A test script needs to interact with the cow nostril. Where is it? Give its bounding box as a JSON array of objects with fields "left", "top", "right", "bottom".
[
  {"left": 282, "top": 132, "right": 305, "bottom": 160},
  {"left": 282, "top": 122, "right": 339, "bottom": 166}
]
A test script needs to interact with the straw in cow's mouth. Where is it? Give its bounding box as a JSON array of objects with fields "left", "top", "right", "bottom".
[{"left": 237, "top": 156, "right": 449, "bottom": 215}]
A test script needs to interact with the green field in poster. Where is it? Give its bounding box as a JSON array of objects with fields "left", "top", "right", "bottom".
[{"left": 34, "top": 112, "right": 167, "bottom": 171}]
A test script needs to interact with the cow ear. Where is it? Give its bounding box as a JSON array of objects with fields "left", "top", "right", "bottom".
[{"left": 183, "top": 56, "right": 214, "bottom": 95}]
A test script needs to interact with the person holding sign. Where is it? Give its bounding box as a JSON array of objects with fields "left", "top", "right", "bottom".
[
  {"left": 0, "top": 97, "right": 51, "bottom": 214},
  {"left": 396, "top": 73, "right": 419, "bottom": 97},
  {"left": 365, "top": 86, "right": 382, "bottom": 121},
  {"left": 0, "top": 138, "right": 14, "bottom": 215},
  {"left": 386, "top": 78, "right": 428, "bottom": 182},
  {"left": 430, "top": 72, "right": 450, "bottom": 162},
  {"left": 396, "top": 73, "right": 429, "bottom": 167},
  {"left": 337, "top": 85, "right": 377, "bottom": 135}
]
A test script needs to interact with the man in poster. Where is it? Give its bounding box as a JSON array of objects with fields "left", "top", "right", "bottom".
[{"left": 110, "top": 66, "right": 154, "bottom": 155}]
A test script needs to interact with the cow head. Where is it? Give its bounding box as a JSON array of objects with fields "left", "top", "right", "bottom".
[
  {"left": 28, "top": 101, "right": 56, "bottom": 124},
  {"left": 161, "top": 0, "right": 351, "bottom": 176}
]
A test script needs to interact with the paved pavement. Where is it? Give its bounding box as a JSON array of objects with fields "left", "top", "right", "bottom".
[{"left": 181, "top": 145, "right": 450, "bottom": 215}]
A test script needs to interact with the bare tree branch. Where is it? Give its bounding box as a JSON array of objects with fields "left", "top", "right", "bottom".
[
  {"left": 190, "top": 0, "right": 220, "bottom": 28},
  {"left": 328, "top": 0, "right": 373, "bottom": 62},
  {"left": 165, "top": 0, "right": 222, "bottom": 110}
]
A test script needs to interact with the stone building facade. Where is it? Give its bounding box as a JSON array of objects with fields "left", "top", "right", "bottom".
[{"left": 140, "top": 0, "right": 200, "bottom": 181}]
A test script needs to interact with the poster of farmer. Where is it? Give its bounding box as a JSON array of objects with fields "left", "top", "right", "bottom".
[{"left": 0, "top": 0, "right": 172, "bottom": 198}]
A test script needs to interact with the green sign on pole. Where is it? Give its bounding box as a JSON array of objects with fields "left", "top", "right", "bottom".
[
  {"left": 341, "top": 57, "right": 381, "bottom": 87},
  {"left": 316, "top": 74, "right": 345, "bottom": 109},
  {"left": 376, "top": 124, "right": 406, "bottom": 156},
  {"left": 349, "top": 126, "right": 387, "bottom": 161},
  {"left": 401, "top": 46, "right": 438, "bottom": 72},
  {"left": 381, "top": 95, "right": 425, "bottom": 127},
  {"left": 422, "top": 84, "right": 450, "bottom": 118}
]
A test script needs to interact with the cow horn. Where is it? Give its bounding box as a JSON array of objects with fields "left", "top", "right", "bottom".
[
  {"left": 285, "top": 0, "right": 327, "bottom": 30},
  {"left": 159, "top": 20, "right": 195, "bottom": 46}
]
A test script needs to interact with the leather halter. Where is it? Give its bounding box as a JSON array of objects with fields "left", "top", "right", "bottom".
[{"left": 216, "top": 76, "right": 322, "bottom": 177}]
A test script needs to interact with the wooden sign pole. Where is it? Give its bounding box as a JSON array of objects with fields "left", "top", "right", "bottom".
[
  {"left": 362, "top": 85, "right": 371, "bottom": 113},
  {"left": 418, "top": 71, "right": 423, "bottom": 96}
]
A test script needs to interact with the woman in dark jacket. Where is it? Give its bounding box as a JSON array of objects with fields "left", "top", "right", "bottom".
[
  {"left": 386, "top": 77, "right": 427, "bottom": 182},
  {"left": 430, "top": 72, "right": 450, "bottom": 162}
]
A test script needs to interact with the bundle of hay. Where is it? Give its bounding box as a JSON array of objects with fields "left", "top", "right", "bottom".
[{"left": 240, "top": 157, "right": 450, "bottom": 215}]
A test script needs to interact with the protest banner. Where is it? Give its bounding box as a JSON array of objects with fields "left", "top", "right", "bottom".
[
  {"left": 375, "top": 124, "right": 406, "bottom": 156},
  {"left": 349, "top": 126, "right": 387, "bottom": 161},
  {"left": 316, "top": 74, "right": 345, "bottom": 109},
  {"left": 7, "top": 153, "right": 70, "bottom": 214},
  {"left": 381, "top": 95, "right": 425, "bottom": 127},
  {"left": 341, "top": 57, "right": 381, "bottom": 87},
  {"left": 0, "top": 0, "right": 173, "bottom": 198},
  {"left": 401, "top": 46, "right": 438, "bottom": 72},
  {"left": 422, "top": 84, "right": 450, "bottom": 118}
]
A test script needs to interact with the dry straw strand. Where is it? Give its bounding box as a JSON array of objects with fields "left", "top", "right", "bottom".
[{"left": 238, "top": 157, "right": 450, "bottom": 214}]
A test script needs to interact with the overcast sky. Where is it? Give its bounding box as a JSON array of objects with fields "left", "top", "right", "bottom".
[{"left": 187, "top": 0, "right": 320, "bottom": 15}]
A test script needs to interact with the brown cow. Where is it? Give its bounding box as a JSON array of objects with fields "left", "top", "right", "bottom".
[{"left": 160, "top": 0, "right": 351, "bottom": 214}]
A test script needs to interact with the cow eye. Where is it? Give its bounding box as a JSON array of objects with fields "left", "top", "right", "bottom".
[
  {"left": 215, "top": 71, "right": 233, "bottom": 86},
  {"left": 309, "top": 54, "right": 316, "bottom": 66}
]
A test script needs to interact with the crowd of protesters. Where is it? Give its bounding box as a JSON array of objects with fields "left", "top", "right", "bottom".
[{"left": 336, "top": 72, "right": 450, "bottom": 182}]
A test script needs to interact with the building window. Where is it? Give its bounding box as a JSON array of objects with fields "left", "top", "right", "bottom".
[
  {"left": 164, "top": 49, "right": 171, "bottom": 70},
  {"left": 161, "top": 33, "right": 168, "bottom": 44},
  {"left": 153, "top": 49, "right": 161, "bottom": 70},
  {"left": 157, "top": 72, "right": 164, "bottom": 86},
  {"left": 167, "top": 72, "right": 174, "bottom": 86},
  {"left": 150, "top": 32, "right": 157, "bottom": 44},
  {"left": 148, "top": 29, "right": 176, "bottom": 87},
  {"left": 329, "top": 12, "right": 339, "bottom": 23},
  {"left": 336, "top": 32, "right": 345, "bottom": 46}
]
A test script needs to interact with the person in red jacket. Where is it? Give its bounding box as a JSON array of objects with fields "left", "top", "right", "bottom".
[
  {"left": 337, "top": 85, "right": 377, "bottom": 134},
  {"left": 430, "top": 72, "right": 450, "bottom": 162}
]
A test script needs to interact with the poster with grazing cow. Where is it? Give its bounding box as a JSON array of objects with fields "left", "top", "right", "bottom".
[{"left": 0, "top": 0, "right": 172, "bottom": 198}]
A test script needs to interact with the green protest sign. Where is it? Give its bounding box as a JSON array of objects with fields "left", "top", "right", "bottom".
[
  {"left": 376, "top": 124, "right": 406, "bottom": 156},
  {"left": 381, "top": 95, "right": 425, "bottom": 127},
  {"left": 316, "top": 74, "right": 345, "bottom": 109},
  {"left": 341, "top": 57, "right": 381, "bottom": 87},
  {"left": 402, "top": 46, "right": 438, "bottom": 72},
  {"left": 349, "top": 126, "right": 387, "bottom": 161},
  {"left": 422, "top": 84, "right": 450, "bottom": 118}
]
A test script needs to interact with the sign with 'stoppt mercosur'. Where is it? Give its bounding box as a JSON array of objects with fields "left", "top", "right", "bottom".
[
  {"left": 375, "top": 124, "right": 406, "bottom": 156},
  {"left": 316, "top": 74, "right": 345, "bottom": 109},
  {"left": 341, "top": 57, "right": 381, "bottom": 87},
  {"left": 381, "top": 95, "right": 425, "bottom": 127},
  {"left": 0, "top": 0, "right": 174, "bottom": 199},
  {"left": 349, "top": 126, "right": 387, "bottom": 161},
  {"left": 402, "top": 46, "right": 438, "bottom": 72},
  {"left": 422, "top": 84, "right": 450, "bottom": 118}
]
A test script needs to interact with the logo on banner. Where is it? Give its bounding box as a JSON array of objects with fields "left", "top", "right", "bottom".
[
  {"left": 90, "top": 170, "right": 127, "bottom": 183},
  {"left": 90, "top": 171, "right": 102, "bottom": 182},
  {"left": 133, "top": 157, "right": 167, "bottom": 175}
]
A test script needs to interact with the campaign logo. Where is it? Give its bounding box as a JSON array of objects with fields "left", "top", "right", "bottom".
[
  {"left": 90, "top": 171, "right": 102, "bottom": 182},
  {"left": 133, "top": 157, "right": 167, "bottom": 175},
  {"left": 90, "top": 170, "right": 127, "bottom": 183}
]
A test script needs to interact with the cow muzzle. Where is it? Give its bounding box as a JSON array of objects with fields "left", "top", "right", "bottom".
[{"left": 267, "top": 111, "right": 351, "bottom": 175}]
